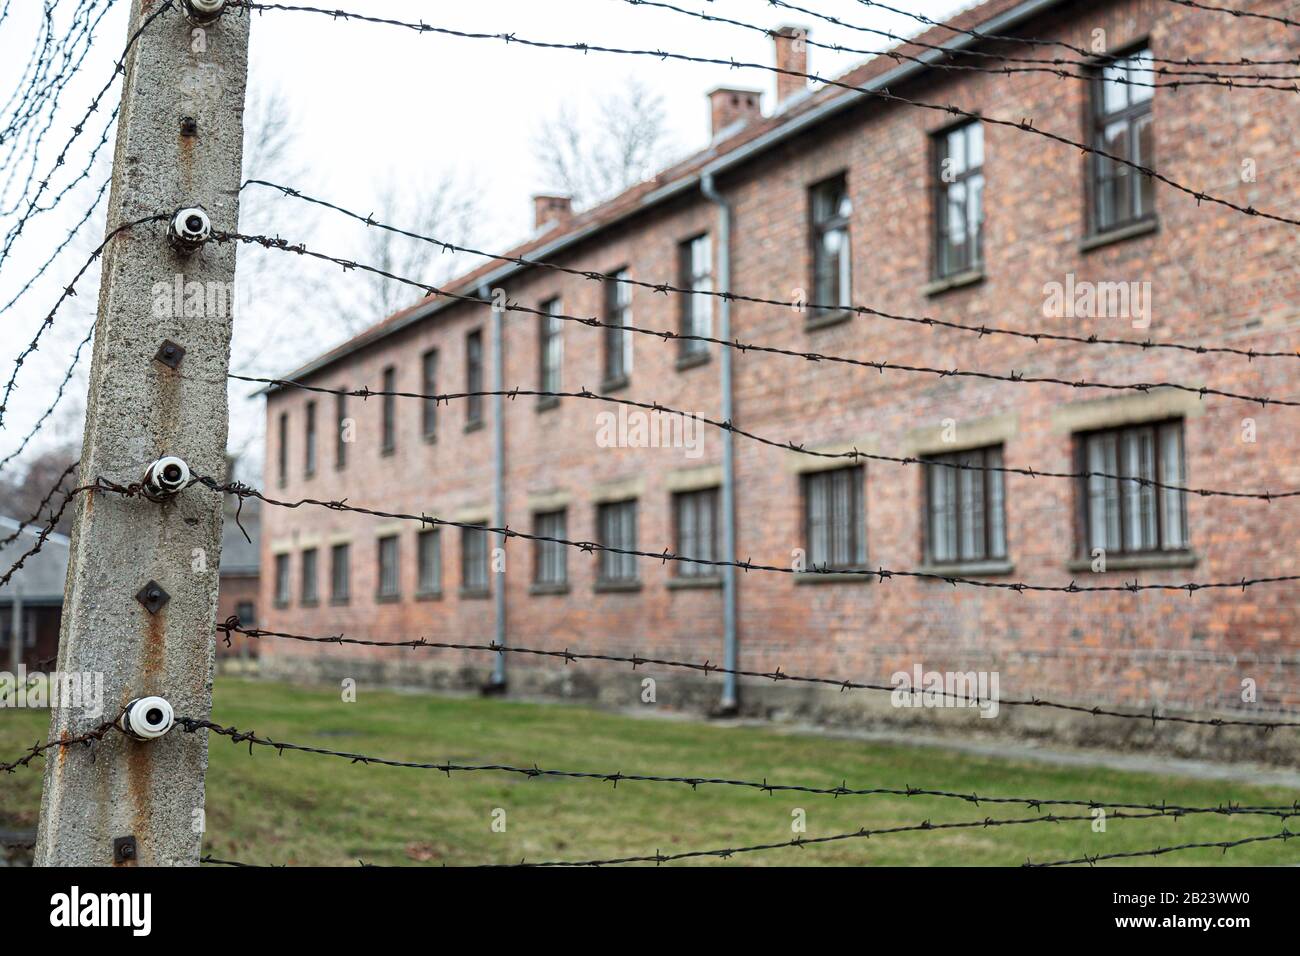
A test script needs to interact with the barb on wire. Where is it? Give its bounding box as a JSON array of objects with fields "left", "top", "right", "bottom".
[
  {"left": 634, "top": 0, "right": 1300, "bottom": 91},
  {"left": 0, "top": 322, "right": 92, "bottom": 473},
  {"left": 233, "top": 2, "right": 1300, "bottom": 230},
  {"left": 507, "top": 810, "right": 1283, "bottom": 866},
  {"left": 841, "top": 0, "right": 1300, "bottom": 69},
  {"left": 0, "top": 214, "right": 167, "bottom": 430},
  {"left": 1160, "top": 0, "right": 1300, "bottom": 30},
  {"left": 1024, "top": 828, "right": 1295, "bottom": 866},
  {"left": 195, "top": 475, "right": 1300, "bottom": 597},
  {"left": 244, "top": 179, "right": 1300, "bottom": 365},
  {"left": 217, "top": 617, "right": 1300, "bottom": 732},
  {"left": 0, "top": 459, "right": 78, "bottom": 548},
  {"left": 0, "top": 713, "right": 120, "bottom": 774},
  {"left": 228, "top": 370, "right": 1300, "bottom": 504},
  {"left": 184, "top": 709, "right": 1300, "bottom": 815}
]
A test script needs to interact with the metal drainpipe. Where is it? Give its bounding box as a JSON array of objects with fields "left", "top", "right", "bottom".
[
  {"left": 481, "top": 282, "right": 508, "bottom": 691},
  {"left": 701, "top": 173, "right": 738, "bottom": 713}
]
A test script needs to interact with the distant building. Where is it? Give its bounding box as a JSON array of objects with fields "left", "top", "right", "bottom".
[{"left": 0, "top": 516, "right": 69, "bottom": 670}]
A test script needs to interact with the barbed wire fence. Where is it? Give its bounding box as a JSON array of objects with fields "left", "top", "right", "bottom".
[{"left": 0, "top": 0, "right": 1297, "bottom": 868}]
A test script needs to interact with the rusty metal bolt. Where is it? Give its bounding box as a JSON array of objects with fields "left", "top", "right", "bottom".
[{"left": 168, "top": 206, "right": 211, "bottom": 254}]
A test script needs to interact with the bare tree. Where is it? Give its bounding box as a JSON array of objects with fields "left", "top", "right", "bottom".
[
  {"left": 327, "top": 175, "right": 485, "bottom": 335},
  {"left": 534, "top": 76, "right": 673, "bottom": 210}
]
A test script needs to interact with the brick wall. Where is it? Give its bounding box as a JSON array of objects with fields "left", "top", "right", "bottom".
[{"left": 258, "top": 0, "right": 1300, "bottom": 749}]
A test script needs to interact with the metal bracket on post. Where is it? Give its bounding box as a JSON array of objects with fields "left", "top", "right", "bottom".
[{"left": 112, "top": 836, "right": 137, "bottom": 865}]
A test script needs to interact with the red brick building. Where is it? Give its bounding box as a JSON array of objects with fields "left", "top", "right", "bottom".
[{"left": 258, "top": 0, "right": 1300, "bottom": 754}]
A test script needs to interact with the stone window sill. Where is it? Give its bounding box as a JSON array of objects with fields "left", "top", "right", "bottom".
[
  {"left": 464, "top": 419, "right": 484, "bottom": 434},
  {"left": 1080, "top": 217, "right": 1159, "bottom": 253},
  {"left": 805, "top": 309, "right": 852, "bottom": 332},
  {"left": 595, "top": 579, "right": 642, "bottom": 593},
  {"left": 676, "top": 350, "right": 710, "bottom": 372},
  {"left": 375, "top": 593, "right": 401, "bottom": 604},
  {"left": 667, "top": 576, "right": 722, "bottom": 590},
  {"left": 923, "top": 267, "right": 984, "bottom": 298},
  {"left": 459, "top": 587, "right": 491, "bottom": 600},
  {"left": 1066, "top": 550, "right": 1198, "bottom": 573},
  {"left": 529, "top": 582, "right": 570, "bottom": 596},
  {"left": 916, "top": 560, "right": 1015, "bottom": 578},
  {"left": 329, "top": 596, "right": 350, "bottom": 606},
  {"left": 537, "top": 394, "right": 560, "bottom": 412},
  {"left": 415, "top": 590, "right": 443, "bottom": 602},
  {"left": 601, "top": 374, "right": 629, "bottom": 393}
]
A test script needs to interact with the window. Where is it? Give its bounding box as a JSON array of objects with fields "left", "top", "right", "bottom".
[
  {"left": 1080, "top": 421, "right": 1187, "bottom": 556},
  {"left": 1090, "top": 46, "right": 1155, "bottom": 233},
  {"left": 810, "top": 175, "right": 851, "bottom": 311},
  {"left": 466, "top": 330, "right": 484, "bottom": 427},
  {"left": 533, "top": 509, "right": 567, "bottom": 586},
  {"left": 934, "top": 122, "right": 984, "bottom": 277},
  {"left": 674, "top": 487, "right": 720, "bottom": 578},
  {"left": 335, "top": 392, "right": 347, "bottom": 470},
  {"left": 274, "top": 553, "right": 290, "bottom": 606},
  {"left": 300, "top": 547, "right": 319, "bottom": 604},
  {"left": 603, "top": 270, "right": 632, "bottom": 384},
  {"left": 304, "top": 401, "right": 317, "bottom": 477},
  {"left": 234, "top": 600, "right": 255, "bottom": 626},
  {"left": 539, "top": 298, "right": 564, "bottom": 397},
  {"left": 925, "top": 446, "right": 1006, "bottom": 565},
  {"left": 417, "top": 529, "right": 442, "bottom": 595},
  {"left": 380, "top": 365, "right": 396, "bottom": 454},
  {"left": 277, "top": 412, "right": 288, "bottom": 487},
  {"left": 679, "top": 235, "right": 712, "bottom": 357},
  {"left": 330, "top": 543, "right": 350, "bottom": 603},
  {"left": 421, "top": 348, "right": 438, "bottom": 439},
  {"left": 597, "top": 499, "right": 638, "bottom": 583},
  {"left": 461, "top": 524, "right": 489, "bottom": 593},
  {"left": 377, "top": 535, "right": 399, "bottom": 598},
  {"left": 802, "top": 466, "right": 865, "bottom": 569}
]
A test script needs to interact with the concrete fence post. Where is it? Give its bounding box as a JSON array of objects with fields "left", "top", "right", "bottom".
[{"left": 35, "top": 0, "right": 249, "bottom": 866}]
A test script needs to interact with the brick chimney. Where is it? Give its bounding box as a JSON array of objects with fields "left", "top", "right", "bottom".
[
  {"left": 774, "top": 25, "right": 808, "bottom": 105},
  {"left": 533, "top": 194, "right": 572, "bottom": 230},
  {"left": 708, "top": 87, "right": 763, "bottom": 139}
]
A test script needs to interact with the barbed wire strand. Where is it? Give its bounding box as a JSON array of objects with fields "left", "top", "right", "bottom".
[
  {"left": 635, "top": 0, "right": 1300, "bottom": 90},
  {"left": 241, "top": 181, "right": 1300, "bottom": 365},
  {"left": 841, "top": 0, "right": 1300, "bottom": 68},
  {"left": 215, "top": 618, "right": 1300, "bottom": 731},
  {"left": 1024, "top": 828, "right": 1295, "bottom": 866},
  {"left": 0, "top": 458, "right": 77, "bottom": 548},
  {"left": 233, "top": 2, "right": 1300, "bottom": 230},
  {"left": 197, "top": 475, "right": 1300, "bottom": 597},
  {"left": 227, "top": 373, "right": 1300, "bottom": 505},
  {"left": 1160, "top": 0, "right": 1300, "bottom": 31}
]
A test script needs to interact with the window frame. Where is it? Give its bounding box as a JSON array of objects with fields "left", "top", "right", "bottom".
[
  {"left": 672, "top": 487, "right": 721, "bottom": 579},
  {"left": 300, "top": 547, "right": 319, "bottom": 605},
  {"left": 922, "top": 445, "right": 1007, "bottom": 566},
  {"left": 376, "top": 534, "right": 400, "bottom": 599},
  {"left": 538, "top": 297, "right": 564, "bottom": 400},
  {"left": 416, "top": 528, "right": 442, "bottom": 597},
  {"left": 461, "top": 523, "right": 490, "bottom": 594},
  {"left": 276, "top": 411, "right": 288, "bottom": 487},
  {"left": 932, "top": 120, "right": 985, "bottom": 279},
  {"left": 1088, "top": 44, "right": 1156, "bottom": 235},
  {"left": 678, "top": 235, "right": 713, "bottom": 357},
  {"left": 602, "top": 269, "right": 633, "bottom": 385},
  {"left": 466, "top": 329, "right": 484, "bottom": 427},
  {"left": 335, "top": 391, "right": 348, "bottom": 470},
  {"left": 380, "top": 365, "right": 397, "bottom": 455},
  {"left": 273, "top": 553, "right": 291, "bottom": 606},
  {"left": 532, "top": 509, "right": 568, "bottom": 587},
  {"left": 421, "top": 347, "right": 438, "bottom": 440},
  {"left": 800, "top": 466, "right": 866, "bottom": 571},
  {"left": 809, "top": 174, "right": 851, "bottom": 313},
  {"left": 330, "top": 542, "right": 350, "bottom": 604},
  {"left": 1076, "top": 418, "right": 1188, "bottom": 558},
  {"left": 596, "top": 499, "right": 639, "bottom": 584},
  {"left": 304, "top": 400, "right": 317, "bottom": 478}
]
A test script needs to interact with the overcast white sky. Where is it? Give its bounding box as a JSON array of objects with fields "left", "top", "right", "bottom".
[{"left": 0, "top": 0, "right": 974, "bottom": 476}]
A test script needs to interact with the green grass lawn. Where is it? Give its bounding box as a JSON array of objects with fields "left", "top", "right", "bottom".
[{"left": 2, "top": 677, "right": 1297, "bottom": 866}]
